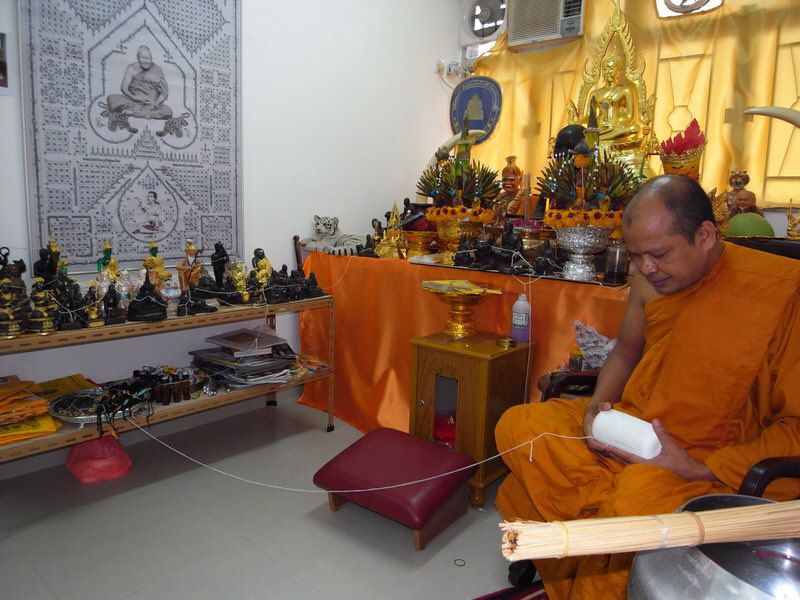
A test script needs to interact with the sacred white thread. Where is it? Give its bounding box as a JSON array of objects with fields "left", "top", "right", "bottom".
[{"left": 124, "top": 418, "right": 591, "bottom": 495}]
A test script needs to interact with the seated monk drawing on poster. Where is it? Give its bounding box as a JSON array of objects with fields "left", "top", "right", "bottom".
[
  {"left": 106, "top": 46, "right": 172, "bottom": 121},
  {"left": 495, "top": 175, "right": 800, "bottom": 599}
]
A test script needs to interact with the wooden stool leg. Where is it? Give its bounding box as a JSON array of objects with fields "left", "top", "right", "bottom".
[
  {"left": 327, "top": 492, "right": 348, "bottom": 511},
  {"left": 413, "top": 482, "right": 469, "bottom": 550}
]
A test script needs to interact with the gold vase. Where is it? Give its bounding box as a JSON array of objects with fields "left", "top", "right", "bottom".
[
  {"left": 433, "top": 291, "right": 486, "bottom": 338},
  {"left": 404, "top": 231, "right": 436, "bottom": 259},
  {"left": 436, "top": 220, "right": 484, "bottom": 265}
]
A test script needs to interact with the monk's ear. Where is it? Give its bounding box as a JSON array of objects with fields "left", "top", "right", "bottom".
[{"left": 695, "top": 220, "right": 717, "bottom": 249}]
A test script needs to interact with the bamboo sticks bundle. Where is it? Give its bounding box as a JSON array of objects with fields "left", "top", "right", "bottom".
[{"left": 500, "top": 499, "right": 800, "bottom": 561}]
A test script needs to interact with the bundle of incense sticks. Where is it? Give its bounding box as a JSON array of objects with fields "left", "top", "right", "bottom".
[{"left": 500, "top": 499, "right": 800, "bottom": 561}]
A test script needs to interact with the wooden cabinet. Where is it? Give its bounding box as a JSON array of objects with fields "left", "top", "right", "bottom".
[
  {"left": 409, "top": 331, "right": 530, "bottom": 508},
  {"left": 0, "top": 296, "right": 334, "bottom": 464}
]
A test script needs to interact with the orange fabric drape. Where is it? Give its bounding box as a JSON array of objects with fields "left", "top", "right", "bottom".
[
  {"left": 299, "top": 254, "right": 627, "bottom": 433},
  {"left": 472, "top": 0, "right": 800, "bottom": 207}
]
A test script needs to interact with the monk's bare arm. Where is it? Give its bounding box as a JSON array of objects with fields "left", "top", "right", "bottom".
[{"left": 583, "top": 273, "right": 648, "bottom": 446}]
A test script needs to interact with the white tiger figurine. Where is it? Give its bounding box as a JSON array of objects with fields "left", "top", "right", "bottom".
[{"left": 299, "top": 215, "right": 364, "bottom": 256}]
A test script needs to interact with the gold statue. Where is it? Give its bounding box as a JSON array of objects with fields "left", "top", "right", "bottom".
[
  {"left": 567, "top": 0, "right": 653, "bottom": 173},
  {"left": 787, "top": 199, "right": 800, "bottom": 239},
  {"left": 230, "top": 261, "right": 250, "bottom": 303},
  {"left": 176, "top": 239, "right": 203, "bottom": 291},
  {"left": 142, "top": 240, "right": 172, "bottom": 290},
  {"left": 251, "top": 249, "right": 272, "bottom": 287}
]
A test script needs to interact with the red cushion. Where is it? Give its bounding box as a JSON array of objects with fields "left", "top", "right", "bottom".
[{"left": 313, "top": 427, "right": 477, "bottom": 530}]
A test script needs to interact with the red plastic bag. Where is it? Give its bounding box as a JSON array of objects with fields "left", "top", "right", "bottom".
[{"left": 65, "top": 435, "right": 132, "bottom": 484}]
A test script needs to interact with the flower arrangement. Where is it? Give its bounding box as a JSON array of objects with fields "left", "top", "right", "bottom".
[
  {"left": 536, "top": 146, "right": 643, "bottom": 230},
  {"left": 416, "top": 157, "right": 500, "bottom": 224},
  {"left": 658, "top": 119, "right": 706, "bottom": 181},
  {"left": 425, "top": 204, "right": 494, "bottom": 225}
]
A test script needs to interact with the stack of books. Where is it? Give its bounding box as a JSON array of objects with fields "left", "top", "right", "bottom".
[{"left": 190, "top": 328, "right": 298, "bottom": 387}]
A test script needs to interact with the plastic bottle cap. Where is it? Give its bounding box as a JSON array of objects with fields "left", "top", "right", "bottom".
[{"left": 519, "top": 293, "right": 528, "bottom": 301}]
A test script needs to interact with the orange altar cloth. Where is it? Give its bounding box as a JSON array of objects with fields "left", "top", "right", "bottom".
[{"left": 299, "top": 254, "right": 628, "bottom": 433}]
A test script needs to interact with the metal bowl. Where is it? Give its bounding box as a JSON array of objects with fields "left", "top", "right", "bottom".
[
  {"left": 628, "top": 494, "right": 800, "bottom": 600},
  {"left": 49, "top": 387, "right": 149, "bottom": 427}
]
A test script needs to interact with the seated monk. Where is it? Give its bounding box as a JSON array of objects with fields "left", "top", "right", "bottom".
[{"left": 495, "top": 174, "right": 800, "bottom": 599}]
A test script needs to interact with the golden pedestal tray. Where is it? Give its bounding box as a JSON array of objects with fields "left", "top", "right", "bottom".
[{"left": 421, "top": 280, "right": 502, "bottom": 338}]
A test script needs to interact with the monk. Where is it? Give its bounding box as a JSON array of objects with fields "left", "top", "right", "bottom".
[{"left": 495, "top": 174, "right": 800, "bottom": 599}]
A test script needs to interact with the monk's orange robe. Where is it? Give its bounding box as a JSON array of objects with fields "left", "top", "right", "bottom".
[{"left": 495, "top": 243, "right": 800, "bottom": 599}]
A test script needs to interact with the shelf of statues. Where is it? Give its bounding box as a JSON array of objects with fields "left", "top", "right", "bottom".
[
  {"left": 0, "top": 240, "right": 332, "bottom": 356},
  {"left": 0, "top": 365, "right": 332, "bottom": 464}
]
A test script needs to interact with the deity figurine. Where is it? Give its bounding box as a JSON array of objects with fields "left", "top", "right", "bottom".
[
  {"left": 210, "top": 241, "right": 230, "bottom": 288},
  {"left": 250, "top": 248, "right": 272, "bottom": 288},
  {"left": 492, "top": 156, "right": 526, "bottom": 221},
  {"left": 56, "top": 281, "right": 86, "bottom": 331},
  {"left": 142, "top": 240, "right": 172, "bottom": 290},
  {"left": 33, "top": 232, "right": 61, "bottom": 286},
  {"left": 0, "top": 278, "right": 27, "bottom": 336},
  {"left": 103, "top": 283, "right": 127, "bottom": 325},
  {"left": 787, "top": 200, "right": 800, "bottom": 240},
  {"left": 27, "top": 277, "right": 58, "bottom": 333},
  {"left": 127, "top": 274, "right": 167, "bottom": 322},
  {"left": 96, "top": 239, "right": 120, "bottom": 282},
  {"left": 82, "top": 285, "right": 105, "bottom": 328},
  {"left": 230, "top": 261, "right": 250, "bottom": 304},
  {"left": 177, "top": 283, "right": 217, "bottom": 316},
  {"left": 177, "top": 238, "right": 204, "bottom": 292}
]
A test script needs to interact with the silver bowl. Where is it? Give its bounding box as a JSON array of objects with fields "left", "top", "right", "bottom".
[
  {"left": 554, "top": 226, "right": 611, "bottom": 281},
  {"left": 629, "top": 494, "right": 800, "bottom": 600}
]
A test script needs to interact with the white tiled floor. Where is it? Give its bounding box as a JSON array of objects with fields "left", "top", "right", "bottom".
[{"left": 0, "top": 400, "right": 511, "bottom": 600}]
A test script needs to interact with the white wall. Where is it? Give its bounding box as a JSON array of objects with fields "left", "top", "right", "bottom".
[
  {"left": 1, "top": 0, "right": 462, "bottom": 379},
  {"left": 0, "top": 0, "right": 462, "bottom": 476}
]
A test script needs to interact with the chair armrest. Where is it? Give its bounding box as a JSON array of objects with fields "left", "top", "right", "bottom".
[
  {"left": 737, "top": 456, "right": 800, "bottom": 497},
  {"left": 542, "top": 371, "right": 599, "bottom": 401}
]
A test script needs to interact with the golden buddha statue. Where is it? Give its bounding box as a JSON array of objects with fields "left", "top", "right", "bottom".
[
  {"left": 142, "top": 240, "right": 172, "bottom": 290},
  {"left": 567, "top": 0, "right": 654, "bottom": 174},
  {"left": 230, "top": 261, "right": 250, "bottom": 303}
]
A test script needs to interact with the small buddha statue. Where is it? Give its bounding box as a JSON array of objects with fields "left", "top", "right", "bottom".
[
  {"left": 82, "top": 285, "right": 105, "bottom": 328},
  {"left": 27, "top": 277, "right": 58, "bottom": 333},
  {"left": 250, "top": 248, "right": 272, "bottom": 288},
  {"left": 230, "top": 261, "right": 250, "bottom": 304},
  {"left": 142, "top": 240, "right": 172, "bottom": 290},
  {"left": 177, "top": 238, "right": 204, "bottom": 292},
  {"left": 210, "top": 241, "right": 230, "bottom": 288},
  {"left": 127, "top": 274, "right": 167, "bottom": 322},
  {"left": 96, "top": 239, "right": 120, "bottom": 282},
  {"left": 103, "top": 283, "right": 126, "bottom": 325}
]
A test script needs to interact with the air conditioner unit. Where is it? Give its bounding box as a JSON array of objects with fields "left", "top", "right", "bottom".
[
  {"left": 507, "top": 0, "right": 584, "bottom": 53},
  {"left": 461, "top": 0, "right": 507, "bottom": 67}
]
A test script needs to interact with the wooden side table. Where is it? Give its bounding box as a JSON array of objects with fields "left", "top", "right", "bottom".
[{"left": 409, "top": 331, "right": 531, "bottom": 507}]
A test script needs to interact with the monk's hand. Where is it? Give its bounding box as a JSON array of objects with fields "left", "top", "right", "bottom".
[
  {"left": 607, "top": 419, "right": 718, "bottom": 482},
  {"left": 584, "top": 400, "right": 615, "bottom": 454}
]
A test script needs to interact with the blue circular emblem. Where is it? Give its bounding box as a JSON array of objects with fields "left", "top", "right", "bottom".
[{"left": 449, "top": 76, "right": 502, "bottom": 144}]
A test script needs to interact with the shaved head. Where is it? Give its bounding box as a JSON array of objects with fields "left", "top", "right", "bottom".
[{"left": 624, "top": 175, "right": 715, "bottom": 242}]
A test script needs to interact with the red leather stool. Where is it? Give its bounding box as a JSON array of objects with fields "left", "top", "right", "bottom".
[{"left": 313, "top": 427, "right": 477, "bottom": 549}]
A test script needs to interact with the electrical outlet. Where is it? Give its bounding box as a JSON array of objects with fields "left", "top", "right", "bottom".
[
  {"left": 446, "top": 61, "right": 461, "bottom": 77},
  {"left": 435, "top": 60, "right": 445, "bottom": 75}
]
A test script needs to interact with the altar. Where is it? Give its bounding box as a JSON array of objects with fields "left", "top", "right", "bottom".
[{"left": 299, "top": 253, "right": 628, "bottom": 433}]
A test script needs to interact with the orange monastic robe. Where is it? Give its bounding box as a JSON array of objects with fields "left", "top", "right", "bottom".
[{"left": 495, "top": 243, "right": 800, "bottom": 599}]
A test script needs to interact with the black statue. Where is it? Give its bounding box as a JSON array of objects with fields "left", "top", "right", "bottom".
[
  {"left": 177, "top": 283, "right": 218, "bottom": 316},
  {"left": 357, "top": 235, "right": 379, "bottom": 258},
  {"left": 127, "top": 275, "right": 167, "bottom": 321},
  {"left": 453, "top": 234, "right": 475, "bottom": 268},
  {"left": 103, "top": 283, "right": 126, "bottom": 325},
  {"left": 534, "top": 239, "right": 559, "bottom": 276},
  {"left": 210, "top": 241, "right": 230, "bottom": 289},
  {"left": 57, "top": 281, "right": 86, "bottom": 330},
  {"left": 306, "top": 272, "right": 325, "bottom": 298},
  {"left": 33, "top": 247, "right": 59, "bottom": 284}
]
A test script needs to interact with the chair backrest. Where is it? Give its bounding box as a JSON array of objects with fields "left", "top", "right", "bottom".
[{"left": 726, "top": 237, "right": 800, "bottom": 260}]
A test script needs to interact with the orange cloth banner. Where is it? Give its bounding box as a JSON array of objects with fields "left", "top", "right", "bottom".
[{"left": 299, "top": 254, "right": 628, "bottom": 433}]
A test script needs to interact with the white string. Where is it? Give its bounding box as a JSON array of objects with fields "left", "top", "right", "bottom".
[
  {"left": 123, "top": 417, "right": 592, "bottom": 494},
  {"left": 320, "top": 255, "right": 355, "bottom": 291}
]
